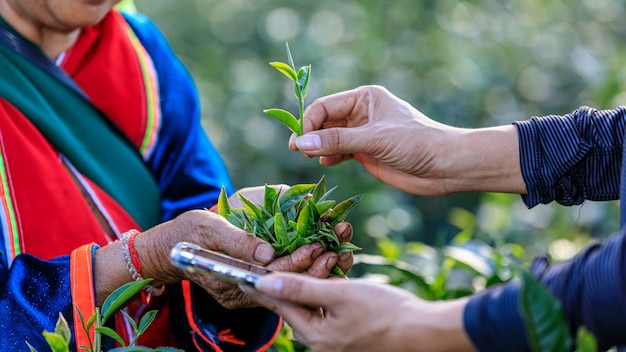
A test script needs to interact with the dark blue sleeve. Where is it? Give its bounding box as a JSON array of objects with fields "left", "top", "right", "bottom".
[
  {"left": 0, "top": 254, "right": 76, "bottom": 351},
  {"left": 464, "top": 228, "right": 626, "bottom": 351},
  {"left": 514, "top": 106, "right": 626, "bottom": 208},
  {"left": 122, "top": 12, "right": 235, "bottom": 222}
]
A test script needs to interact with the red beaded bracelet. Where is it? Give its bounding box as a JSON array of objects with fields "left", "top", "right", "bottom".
[{"left": 120, "top": 229, "right": 165, "bottom": 300}]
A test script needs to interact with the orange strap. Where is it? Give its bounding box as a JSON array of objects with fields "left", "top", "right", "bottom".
[{"left": 70, "top": 243, "right": 97, "bottom": 351}]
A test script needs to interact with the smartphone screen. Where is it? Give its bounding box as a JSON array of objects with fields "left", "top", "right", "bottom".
[{"left": 170, "top": 242, "right": 270, "bottom": 287}]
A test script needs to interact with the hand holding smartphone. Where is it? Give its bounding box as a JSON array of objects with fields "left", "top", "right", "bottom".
[{"left": 170, "top": 242, "right": 270, "bottom": 288}]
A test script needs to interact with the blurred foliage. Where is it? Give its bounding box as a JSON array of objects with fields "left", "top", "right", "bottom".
[
  {"left": 135, "top": 0, "right": 623, "bottom": 257},
  {"left": 134, "top": 1, "right": 625, "bottom": 349}
]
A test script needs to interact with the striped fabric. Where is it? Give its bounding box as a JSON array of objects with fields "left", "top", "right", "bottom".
[
  {"left": 464, "top": 106, "right": 626, "bottom": 351},
  {"left": 123, "top": 24, "right": 161, "bottom": 159}
]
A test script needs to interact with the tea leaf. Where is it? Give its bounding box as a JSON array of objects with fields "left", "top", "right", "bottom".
[
  {"left": 296, "top": 204, "right": 313, "bottom": 237},
  {"left": 263, "top": 108, "right": 300, "bottom": 135},
  {"left": 285, "top": 42, "right": 295, "bottom": 70},
  {"left": 25, "top": 341, "right": 38, "bottom": 352},
  {"left": 264, "top": 185, "right": 278, "bottom": 214},
  {"left": 101, "top": 279, "right": 153, "bottom": 323},
  {"left": 318, "top": 185, "right": 338, "bottom": 202},
  {"left": 576, "top": 326, "right": 597, "bottom": 352},
  {"left": 308, "top": 199, "right": 321, "bottom": 223},
  {"left": 274, "top": 213, "right": 288, "bottom": 245},
  {"left": 237, "top": 192, "right": 263, "bottom": 220},
  {"left": 217, "top": 186, "right": 231, "bottom": 217},
  {"left": 334, "top": 242, "right": 362, "bottom": 253},
  {"left": 137, "top": 310, "right": 158, "bottom": 336},
  {"left": 54, "top": 313, "right": 72, "bottom": 344},
  {"left": 94, "top": 327, "right": 125, "bottom": 347},
  {"left": 296, "top": 65, "right": 311, "bottom": 98},
  {"left": 315, "top": 200, "right": 335, "bottom": 217},
  {"left": 122, "top": 310, "right": 138, "bottom": 332},
  {"left": 269, "top": 62, "right": 297, "bottom": 82},
  {"left": 42, "top": 331, "right": 70, "bottom": 352},
  {"left": 519, "top": 270, "right": 571, "bottom": 352},
  {"left": 327, "top": 194, "right": 363, "bottom": 226},
  {"left": 279, "top": 184, "right": 315, "bottom": 212},
  {"left": 311, "top": 175, "right": 327, "bottom": 203}
]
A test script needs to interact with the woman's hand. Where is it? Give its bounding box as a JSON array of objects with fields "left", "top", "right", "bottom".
[
  {"left": 245, "top": 272, "right": 476, "bottom": 352},
  {"left": 290, "top": 85, "right": 526, "bottom": 195},
  {"left": 94, "top": 185, "right": 355, "bottom": 309}
]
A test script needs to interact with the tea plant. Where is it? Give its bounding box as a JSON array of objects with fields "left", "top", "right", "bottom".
[
  {"left": 26, "top": 279, "right": 182, "bottom": 352},
  {"left": 263, "top": 43, "right": 310, "bottom": 136},
  {"left": 217, "top": 175, "right": 361, "bottom": 276}
]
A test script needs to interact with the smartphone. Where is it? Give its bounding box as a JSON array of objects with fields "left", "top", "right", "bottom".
[{"left": 169, "top": 242, "right": 270, "bottom": 288}]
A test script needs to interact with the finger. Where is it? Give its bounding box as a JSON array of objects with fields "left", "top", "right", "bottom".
[
  {"left": 302, "top": 87, "right": 370, "bottom": 133},
  {"left": 333, "top": 222, "right": 353, "bottom": 243},
  {"left": 336, "top": 252, "right": 354, "bottom": 275},
  {"left": 303, "top": 252, "right": 338, "bottom": 278},
  {"left": 289, "top": 133, "right": 298, "bottom": 151},
  {"left": 242, "top": 285, "right": 318, "bottom": 345},
  {"left": 256, "top": 272, "right": 344, "bottom": 307},
  {"left": 294, "top": 126, "right": 372, "bottom": 158},
  {"left": 319, "top": 154, "right": 354, "bottom": 166},
  {"left": 267, "top": 243, "right": 324, "bottom": 272},
  {"left": 192, "top": 212, "right": 276, "bottom": 265}
]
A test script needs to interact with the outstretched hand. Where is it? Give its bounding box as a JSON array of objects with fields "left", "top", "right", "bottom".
[
  {"left": 244, "top": 272, "right": 476, "bottom": 352},
  {"left": 290, "top": 85, "right": 526, "bottom": 196}
]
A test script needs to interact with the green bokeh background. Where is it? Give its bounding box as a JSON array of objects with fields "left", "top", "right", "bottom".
[{"left": 135, "top": 0, "right": 624, "bottom": 262}]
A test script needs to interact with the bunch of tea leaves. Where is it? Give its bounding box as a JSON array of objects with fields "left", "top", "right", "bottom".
[{"left": 217, "top": 176, "right": 361, "bottom": 276}]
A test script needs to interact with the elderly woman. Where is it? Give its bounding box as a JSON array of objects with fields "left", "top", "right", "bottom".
[{"left": 0, "top": 0, "right": 354, "bottom": 350}]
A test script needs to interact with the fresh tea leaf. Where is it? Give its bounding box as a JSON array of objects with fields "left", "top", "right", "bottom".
[
  {"left": 318, "top": 185, "right": 338, "bottom": 202},
  {"left": 137, "top": 310, "right": 158, "bottom": 336},
  {"left": 42, "top": 331, "right": 70, "bottom": 352},
  {"left": 296, "top": 65, "right": 311, "bottom": 98},
  {"left": 264, "top": 185, "right": 279, "bottom": 213},
  {"left": 269, "top": 62, "right": 298, "bottom": 82},
  {"left": 311, "top": 175, "right": 327, "bottom": 203},
  {"left": 327, "top": 194, "right": 363, "bottom": 226},
  {"left": 54, "top": 313, "right": 72, "bottom": 344},
  {"left": 101, "top": 279, "right": 153, "bottom": 322},
  {"left": 334, "top": 242, "right": 362, "bottom": 253},
  {"left": 25, "top": 341, "right": 38, "bottom": 352},
  {"left": 217, "top": 186, "right": 231, "bottom": 217},
  {"left": 274, "top": 213, "right": 288, "bottom": 244},
  {"left": 314, "top": 200, "right": 336, "bottom": 217},
  {"left": 237, "top": 192, "right": 263, "bottom": 220},
  {"left": 519, "top": 271, "right": 571, "bottom": 352},
  {"left": 296, "top": 204, "right": 313, "bottom": 237},
  {"left": 279, "top": 184, "right": 315, "bottom": 212},
  {"left": 94, "top": 327, "right": 125, "bottom": 347},
  {"left": 285, "top": 42, "right": 295, "bottom": 69},
  {"left": 263, "top": 108, "right": 301, "bottom": 135},
  {"left": 576, "top": 327, "right": 597, "bottom": 352}
]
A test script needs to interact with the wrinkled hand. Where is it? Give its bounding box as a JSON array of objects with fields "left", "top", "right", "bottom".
[
  {"left": 244, "top": 273, "right": 475, "bottom": 352},
  {"left": 289, "top": 85, "right": 524, "bottom": 195},
  {"left": 132, "top": 185, "right": 354, "bottom": 310}
]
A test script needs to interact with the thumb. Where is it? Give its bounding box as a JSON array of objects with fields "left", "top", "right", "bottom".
[
  {"left": 294, "top": 127, "right": 369, "bottom": 157},
  {"left": 256, "top": 272, "right": 339, "bottom": 306}
]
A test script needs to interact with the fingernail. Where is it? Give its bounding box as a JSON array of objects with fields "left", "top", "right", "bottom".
[
  {"left": 258, "top": 276, "right": 283, "bottom": 294},
  {"left": 311, "top": 245, "right": 324, "bottom": 260},
  {"left": 326, "top": 254, "right": 338, "bottom": 270},
  {"left": 289, "top": 133, "right": 296, "bottom": 146},
  {"left": 295, "top": 134, "right": 321, "bottom": 151},
  {"left": 254, "top": 243, "right": 274, "bottom": 263}
]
